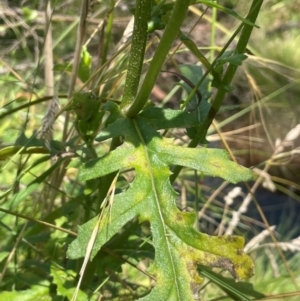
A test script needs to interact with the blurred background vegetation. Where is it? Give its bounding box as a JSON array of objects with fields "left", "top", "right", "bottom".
[{"left": 0, "top": 0, "right": 300, "bottom": 300}]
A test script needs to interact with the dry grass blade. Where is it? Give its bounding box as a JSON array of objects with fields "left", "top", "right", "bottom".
[
  {"left": 71, "top": 173, "right": 119, "bottom": 301},
  {"left": 68, "top": 0, "right": 89, "bottom": 96},
  {"left": 0, "top": 223, "right": 28, "bottom": 283},
  {"left": 44, "top": 0, "right": 54, "bottom": 95},
  {"left": 62, "top": 0, "right": 89, "bottom": 142},
  {"left": 265, "top": 247, "right": 280, "bottom": 278},
  {"left": 252, "top": 168, "right": 276, "bottom": 192},
  {"left": 37, "top": 1, "right": 58, "bottom": 150},
  {"left": 262, "top": 237, "right": 300, "bottom": 253},
  {"left": 226, "top": 122, "right": 300, "bottom": 235},
  {"left": 217, "top": 187, "right": 244, "bottom": 236},
  {"left": 244, "top": 226, "right": 277, "bottom": 253}
]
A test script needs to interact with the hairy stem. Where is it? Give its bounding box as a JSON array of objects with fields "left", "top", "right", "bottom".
[
  {"left": 126, "top": 0, "right": 190, "bottom": 117},
  {"left": 121, "top": 0, "right": 151, "bottom": 109}
]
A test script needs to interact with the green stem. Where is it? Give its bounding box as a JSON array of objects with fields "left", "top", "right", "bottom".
[
  {"left": 170, "top": 0, "right": 263, "bottom": 183},
  {"left": 121, "top": 0, "right": 151, "bottom": 109},
  {"left": 210, "top": 6, "right": 217, "bottom": 65},
  {"left": 126, "top": 0, "right": 190, "bottom": 117},
  {"left": 0, "top": 96, "right": 56, "bottom": 119},
  {"left": 180, "top": 27, "right": 238, "bottom": 110},
  {"left": 102, "top": 0, "right": 115, "bottom": 65},
  {"left": 197, "top": 0, "right": 263, "bottom": 143}
]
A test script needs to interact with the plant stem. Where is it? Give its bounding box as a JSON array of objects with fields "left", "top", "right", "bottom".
[
  {"left": 126, "top": 0, "right": 190, "bottom": 117},
  {"left": 97, "top": 0, "right": 151, "bottom": 210},
  {"left": 196, "top": 0, "right": 263, "bottom": 144},
  {"left": 101, "top": 0, "right": 115, "bottom": 65},
  {"left": 121, "top": 0, "right": 151, "bottom": 109},
  {"left": 171, "top": 0, "right": 263, "bottom": 183},
  {"left": 210, "top": 6, "right": 217, "bottom": 65}
]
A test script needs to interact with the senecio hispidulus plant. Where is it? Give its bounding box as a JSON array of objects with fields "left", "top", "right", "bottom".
[{"left": 0, "top": 1, "right": 265, "bottom": 300}]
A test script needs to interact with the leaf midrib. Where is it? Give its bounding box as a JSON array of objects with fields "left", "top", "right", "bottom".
[{"left": 132, "top": 119, "right": 180, "bottom": 299}]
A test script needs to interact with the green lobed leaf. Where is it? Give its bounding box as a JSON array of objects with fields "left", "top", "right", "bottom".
[
  {"left": 216, "top": 51, "right": 248, "bottom": 67},
  {"left": 51, "top": 267, "right": 88, "bottom": 301},
  {"left": 68, "top": 117, "right": 254, "bottom": 300},
  {"left": 96, "top": 107, "right": 200, "bottom": 142},
  {"left": 211, "top": 51, "right": 248, "bottom": 93},
  {"left": 135, "top": 107, "right": 200, "bottom": 129},
  {"left": 0, "top": 281, "right": 50, "bottom": 301}
]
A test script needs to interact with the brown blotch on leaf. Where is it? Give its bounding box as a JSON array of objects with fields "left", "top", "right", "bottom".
[
  {"left": 224, "top": 235, "right": 239, "bottom": 243},
  {"left": 237, "top": 249, "right": 244, "bottom": 255},
  {"left": 212, "top": 258, "right": 236, "bottom": 279}
]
